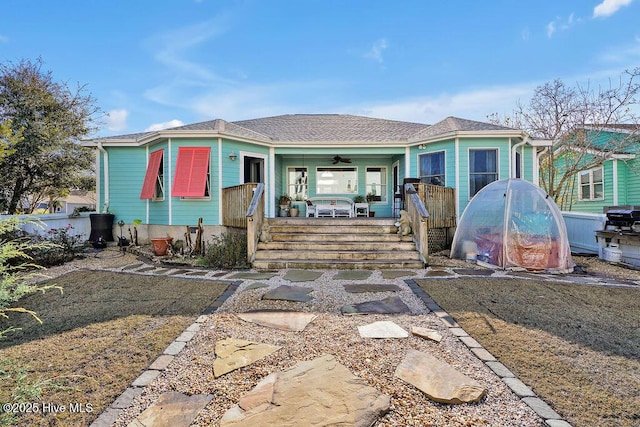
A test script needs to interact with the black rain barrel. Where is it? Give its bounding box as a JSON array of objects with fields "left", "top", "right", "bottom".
[{"left": 89, "top": 213, "right": 115, "bottom": 242}]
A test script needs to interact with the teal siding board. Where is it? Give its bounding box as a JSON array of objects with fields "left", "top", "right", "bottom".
[{"left": 105, "top": 147, "right": 147, "bottom": 223}]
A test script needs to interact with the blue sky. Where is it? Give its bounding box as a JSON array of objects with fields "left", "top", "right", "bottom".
[{"left": 2, "top": 0, "right": 639, "bottom": 136}]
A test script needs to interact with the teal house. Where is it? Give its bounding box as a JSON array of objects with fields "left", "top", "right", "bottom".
[
  {"left": 555, "top": 125, "right": 640, "bottom": 213},
  {"left": 86, "top": 114, "right": 549, "bottom": 232}
]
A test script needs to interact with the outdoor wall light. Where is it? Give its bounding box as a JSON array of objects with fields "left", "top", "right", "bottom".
[{"left": 229, "top": 152, "right": 237, "bottom": 161}]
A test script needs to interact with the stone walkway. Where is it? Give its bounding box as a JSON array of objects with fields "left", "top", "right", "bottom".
[{"left": 82, "top": 260, "right": 636, "bottom": 427}]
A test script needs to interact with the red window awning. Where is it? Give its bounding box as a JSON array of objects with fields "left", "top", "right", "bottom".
[
  {"left": 172, "top": 147, "right": 211, "bottom": 197},
  {"left": 140, "top": 149, "right": 164, "bottom": 199}
]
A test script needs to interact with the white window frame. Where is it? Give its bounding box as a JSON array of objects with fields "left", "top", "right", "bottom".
[
  {"left": 315, "top": 166, "right": 358, "bottom": 195},
  {"left": 578, "top": 167, "right": 604, "bottom": 201},
  {"left": 468, "top": 148, "right": 499, "bottom": 198},
  {"left": 287, "top": 166, "right": 309, "bottom": 201},
  {"left": 153, "top": 154, "right": 165, "bottom": 201},
  {"left": 366, "top": 166, "right": 388, "bottom": 203},
  {"left": 418, "top": 150, "right": 446, "bottom": 186}
]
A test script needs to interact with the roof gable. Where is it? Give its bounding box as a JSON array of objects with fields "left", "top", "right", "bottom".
[{"left": 410, "top": 116, "right": 517, "bottom": 141}]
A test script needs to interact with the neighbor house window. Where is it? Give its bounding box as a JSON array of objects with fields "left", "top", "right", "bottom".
[
  {"left": 578, "top": 167, "right": 603, "bottom": 201},
  {"left": 419, "top": 151, "right": 445, "bottom": 186},
  {"left": 172, "top": 147, "right": 211, "bottom": 198},
  {"left": 469, "top": 149, "right": 498, "bottom": 197},
  {"left": 316, "top": 167, "right": 357, "bottom": 194},
  {"left": 366, "top": 167, "right": 387, "bottom": 202},
  {"left": 140, "top": 149, "right": 164, "bottom": 200},
  {"left": 287, "top": 167, "right": 308, "bottom": 200}
]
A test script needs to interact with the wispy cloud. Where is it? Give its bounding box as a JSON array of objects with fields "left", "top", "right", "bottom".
[
  {"left": 105, "top": 109, "right": 128, "bottom": 131},
  {"left": 593, "top": 0, "right": 633, "bottom": 18},
  {"left": 364, "top": 38, "right": 389, "bottom": 63},
  {"left": 0, "top": 34, "right": 8, "bottom": 43},
  {"left": 145, "top": 119, "right": 184, "bottom": 131},
  {"left": 149, "top": 16, "right": 233, "bottom": 83},
  {"left": 546, "top": 13, "right": 578, "bottom": 38},
  {"left": 345, "top": 83, "right": 537, "bottom": 125},
  {"left": 595, "top": 35, "right": 640, "bottom": 65}
]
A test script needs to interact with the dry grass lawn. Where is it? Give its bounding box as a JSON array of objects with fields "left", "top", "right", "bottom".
[
  {"left": 0, "top": 270, "right": 230, "bottom": 427},
  {"left": 415, "top": 277, "right": 640, "bottom": 427}
]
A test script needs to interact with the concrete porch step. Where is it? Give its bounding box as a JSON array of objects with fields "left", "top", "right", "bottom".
[
  {"left": 257, "top": 241, "right": 417, "bottom": 251},
  {"left": 269, "top": 233, "right": 412, "bottom": 242},
  {"left": 254, "top": 249, "right": 422, "bottom": 261},
  {"left": 267, "top": 225, "right": 400, "bottom": 234},
  {"left": 252, "top": 259, "right": 425, "bottom": 270},
  {"left": 268, "top": 218, "right": 397, "bottom": 226}
]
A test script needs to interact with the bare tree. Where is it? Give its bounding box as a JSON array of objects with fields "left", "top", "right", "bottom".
[{"left": 489, "top": 68, "right": 640, "bottom": 209}]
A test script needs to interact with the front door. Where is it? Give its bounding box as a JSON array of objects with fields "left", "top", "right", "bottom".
[{"left": 244, "top": 156, "right": 264, "bottom": 183}]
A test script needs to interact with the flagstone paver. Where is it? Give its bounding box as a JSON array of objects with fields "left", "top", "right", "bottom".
[
  {"left": 244, "top": 282, "right": 269, "bottom": 290},
  {"left": 237, "top": 311, "right": 318, "bottom": 332},
  {"left": 411, "top": 326, "right": 442, "bottom": 342},
  {"left": 395, "top": 349, "right": 487, "bottom": 404},
  {"left": 213, "top": 338, "right": 281, "bottom": 377},
  {"left": 262, "top": 284, "right": 313, "bottom": 302},
  {"left": 131, "top": 391, "right": 213, "bottom": 427},
  {"left": 358, "top": 320, "right": 409, "bottom": 338},
  {"left": 425, "top": 269, "right": 454, "bottom": 277},
  {"left": 453, "top": 268, "right": 494, "bottom": 276},
  {"left": 283, "top": 269, "right": 323, "bottom": 282},
  {"left": 220, "top": 354, "right": 390, "bottom": 427},
  {"left": 380, "top": 270, "right": 415, "bottom": 279},
  {"left": 229, "top": 272, "right": 278, "bottom": 280},
  {"left": 343, "top": 283, "right": 401, "bottom": 293},
  {"left": 341, "top": 296, "right": 411, "bottom": 315},
  {"left": 332, "top": 270, "right": 373, "bottom": 280}
]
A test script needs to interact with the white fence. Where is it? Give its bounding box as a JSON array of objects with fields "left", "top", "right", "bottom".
[
  {"left": 0, "top": 212, "right": 92, "bottom": 239},
  {"left": 561, "top": 211, "right": 606, "bottom": 255}
]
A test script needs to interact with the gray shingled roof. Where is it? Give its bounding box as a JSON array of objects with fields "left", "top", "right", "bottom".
[
  {"left": 92, "top": 114, "right": 518, "bottom": 143},
  {"left": 231, "top": 114, "right": 428, "bottom": 142},
  {"left": 410, "top": 116, "right": 517, "bottom": 141},
  {"left": 169, "top": 118, "right": 273, "bottom": 141}
]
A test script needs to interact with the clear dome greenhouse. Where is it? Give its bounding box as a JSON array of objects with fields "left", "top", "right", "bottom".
[{"left": 450, "top": 179, "right": 574, "bottom": 273}]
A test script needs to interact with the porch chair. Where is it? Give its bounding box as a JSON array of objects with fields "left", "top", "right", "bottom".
[{"left": 305, "top": 199, "right": 316, "bottom": 217}]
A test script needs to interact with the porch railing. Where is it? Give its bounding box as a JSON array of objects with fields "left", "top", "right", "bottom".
[
  {"left": 245, "top": 183, "right": 265, "bottom": 263},
  {"left": 222, "top": 183, "right": 259, "bottom": 228},
  {"left": 413, "top": 183, "right": 456, "bottom": 229},
  {"left": 405, "top": 183, "right": 429, "bottom": 264}
]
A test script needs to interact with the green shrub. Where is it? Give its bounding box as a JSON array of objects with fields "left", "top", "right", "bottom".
[
  {"left": 201, "top": 231, "right": 250, "bottom": 269},
  {"left": 0, "top": 217, "right": 61, "bottom": 339},
  {"left": 26, "top": 225, "right": 87, "bottom": 267}
]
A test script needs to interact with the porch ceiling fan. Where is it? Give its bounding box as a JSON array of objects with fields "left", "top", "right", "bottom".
[{"left": 332, "top": 155, "right": 352, "bottom": 164}]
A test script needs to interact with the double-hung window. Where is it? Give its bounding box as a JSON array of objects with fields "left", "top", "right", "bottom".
[
  {"left": 578, "top": 167, "right": 603, "bottom": 201},
  {"left": 140, "top": 149, "right": 164, "bottom": 200},
  {"left": 419, "top": 151, "right": 445, "bottom": 186},
  {"left": 173, "top": 147, "right": 211, "bottom": 198},
  {"left": 287, "top": 167, "right": 308, "bottom": 200},
  {"left": 469, "top": 149, "right": 498, "bottom": 197},
  {"left": 366, "top": 167, "right": 387, "bottom": 202}
]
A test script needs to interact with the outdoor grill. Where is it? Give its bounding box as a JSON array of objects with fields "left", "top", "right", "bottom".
[{"left": 604, "top": 207, "right": 640, "bottom": 232}]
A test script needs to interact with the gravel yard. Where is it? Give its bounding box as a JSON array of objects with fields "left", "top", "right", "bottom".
[
  {"left": 113, "top": 271, "right": 546, "bottom": 427},
  {"left": 19, "top": 247, "right": 639, "bottom": 426}
]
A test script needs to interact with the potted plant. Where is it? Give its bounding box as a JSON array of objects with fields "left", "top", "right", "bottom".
[
  {"left": 279, "top": 194, "right": 292, "bottom": 217},
  {"left": 150, "top": 235, "right": 174, "bottom": 256},
  {"left": 366, "top": 193, "right": 376, "bottom": 217}
]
